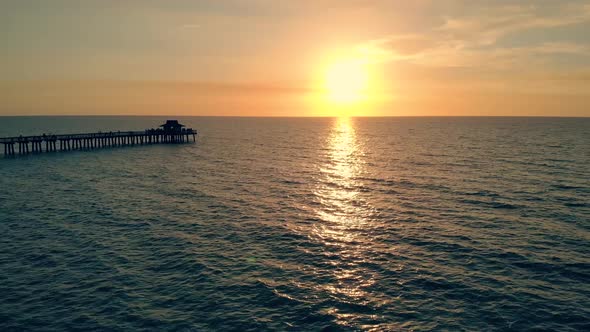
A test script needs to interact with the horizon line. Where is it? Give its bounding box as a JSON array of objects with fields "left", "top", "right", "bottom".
[{"left": 0, "top": 115, "right": 589, "bottom": 118}]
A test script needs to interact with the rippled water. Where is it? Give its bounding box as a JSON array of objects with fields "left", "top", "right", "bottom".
[{"left": 0, "top": 116, "right": 589, "bottom": 331}]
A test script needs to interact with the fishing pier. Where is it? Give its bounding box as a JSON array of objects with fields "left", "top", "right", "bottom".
[{"left": 1, "top": 120, "right": 196, "bottom": 156}]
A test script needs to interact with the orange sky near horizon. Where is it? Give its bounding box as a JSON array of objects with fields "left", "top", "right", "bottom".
[{"left": 1, "top": 1, "right": 590, "bottom": 117}]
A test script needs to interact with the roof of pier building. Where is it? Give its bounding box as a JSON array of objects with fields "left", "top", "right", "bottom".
[{"left": 160, "top": 120, "right": 186, "bottom": 132}]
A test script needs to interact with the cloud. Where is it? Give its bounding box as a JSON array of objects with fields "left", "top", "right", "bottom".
[
  {"left": 530, "top": 42, "right": 590, "bottom": 55},
  {"left": 355, "top": 2, "right": 590, "bottom": 69},
  {"left": 376, "top": 35, "right": 438, "bottom": 56},
  {"left": 437, "top": 2, "right": 590, "bottom": 46},
  {"left": 180, "top": 24, "right": 201, "bottom": 29}
]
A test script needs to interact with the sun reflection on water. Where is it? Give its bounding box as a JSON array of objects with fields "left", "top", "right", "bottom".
[
  {"left": 312, "top": 116, "right": 377, "bottom": 314},
  {"left": 315, "top": 117, "right": 367, "bottom": 237}
]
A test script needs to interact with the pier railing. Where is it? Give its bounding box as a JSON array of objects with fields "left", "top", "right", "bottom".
[{"left": 1, "top": 128, "right": 196, "bottom": 156}]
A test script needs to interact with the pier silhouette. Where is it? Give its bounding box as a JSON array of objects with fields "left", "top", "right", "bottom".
[{"left": 1, "top": 120, "right": 196, "bottom": 156}]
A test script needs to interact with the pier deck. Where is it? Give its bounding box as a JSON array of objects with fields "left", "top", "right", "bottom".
[{"left": 1, "top": 121, "right": 196, "bottom": 156}]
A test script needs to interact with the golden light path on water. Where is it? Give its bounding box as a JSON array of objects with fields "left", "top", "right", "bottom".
[
  {"left": 312, "top": 117, "right": 381, "bottom": 325},
  {"left": 315, "top": 117, "right": 365, "bottom": 229}
]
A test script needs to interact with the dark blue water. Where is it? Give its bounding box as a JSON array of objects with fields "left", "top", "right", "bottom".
[{"left": 0, "top": 116, "right": 589, "bottom": 331}]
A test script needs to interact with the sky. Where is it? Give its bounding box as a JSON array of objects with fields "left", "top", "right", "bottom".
[{"left": 1, "top": 0, "right": 590, "bottom": 116}]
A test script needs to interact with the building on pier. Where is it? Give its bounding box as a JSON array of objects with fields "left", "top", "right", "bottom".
[{"left": 160, "top": 120, "right": 185, "bottom": 133}]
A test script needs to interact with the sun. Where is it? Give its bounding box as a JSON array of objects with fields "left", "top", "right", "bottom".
[{"left": 324, "top": 59, "right": 369, "bottom": 105}]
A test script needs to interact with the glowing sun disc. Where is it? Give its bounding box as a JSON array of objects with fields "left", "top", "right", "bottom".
[{"left": 325, "top": 59, "right": 368, "bottom": 104}]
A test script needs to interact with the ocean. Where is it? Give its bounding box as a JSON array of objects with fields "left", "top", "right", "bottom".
[{"left": 0, "top": 116, "right": 588, "bottom": 331}]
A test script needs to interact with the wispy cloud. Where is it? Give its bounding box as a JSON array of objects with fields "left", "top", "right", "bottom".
[
  {"left": 356, "top": 2, "right": 590, "bottom": 69},
  {"left": 436, "top": 2, "right": 590, "bottom": 46},
  {"left": 180, "top": 24, "right": 201, "bottom": 29}
]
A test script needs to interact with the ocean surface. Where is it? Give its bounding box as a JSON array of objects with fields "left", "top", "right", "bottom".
[{"left": 0, "top": 116, "right": 588, "bottom": 331}]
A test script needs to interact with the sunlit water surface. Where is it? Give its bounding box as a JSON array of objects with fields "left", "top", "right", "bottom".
[{"left": 0, "top": 116, "right": 588, "bottom": 331}]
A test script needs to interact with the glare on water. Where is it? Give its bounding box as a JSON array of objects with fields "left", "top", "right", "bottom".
[
  {"left": 315, "top": 117, "right": 366, "bottom": 228},
  {"left": 312, "top": 117, "right": 378, "bottom": 318}
]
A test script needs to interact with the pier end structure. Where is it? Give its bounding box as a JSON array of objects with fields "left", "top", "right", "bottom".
[{"left": 1, "top": 120, "right": 197, "bottom": 156}]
